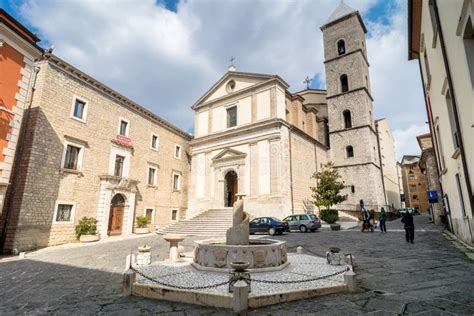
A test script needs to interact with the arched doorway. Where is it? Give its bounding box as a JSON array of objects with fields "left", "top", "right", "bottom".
[
  {"left": 108, "top": 194, "right": 125, "bottom": 236},
  {"left": 224, "top": 170, "right": 238, "bottom": 207}
]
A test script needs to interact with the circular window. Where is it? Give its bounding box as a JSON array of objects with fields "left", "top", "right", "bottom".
[{"left": 226, "top": 80, "right": 236, "bottom": 92}]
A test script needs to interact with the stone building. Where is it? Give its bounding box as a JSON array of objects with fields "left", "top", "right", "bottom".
[
  {"left": 1, "top": 2, "right": 402, "bottom": 251},
  {"left": 322, "top": 2, "right": 386, "bottom": 211},
  {"left": 400, "top": 155, "right": 430, "bottom": 213},
  {"left": 417, "top": 133, "right": 444, "bottom": 225},
  {"left": 408, "top": 0, "right": 473, "bottom": 244},
  {"left": 186, "top": 2, "right": 392, "bottom": 220},
  {"left": 188, "top": 71, "right": 329, "bottom": 220},
  {"left": 376, "top": 119, "right": 402, "bottom": 210},
  {"left": 1, "top": 53, "right": 191, "bottom": 252},
  {"left": 0, "top": 9, "right": 42, "bottom": 213}
]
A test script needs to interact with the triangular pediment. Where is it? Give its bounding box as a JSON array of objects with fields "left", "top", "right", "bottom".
[
  {"left": 192, "top": 71, "right": 289, "bottom": 110},
  {"left": 212, "top": 148, "right": 247, "bottom": 161}
]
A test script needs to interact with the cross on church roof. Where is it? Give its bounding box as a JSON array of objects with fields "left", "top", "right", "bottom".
[
  {"left": 303, "top": 76, "right": 312, "bottom": 89},
  {"left": 228, "top": 56, "right": 236, "bottom": 71}
]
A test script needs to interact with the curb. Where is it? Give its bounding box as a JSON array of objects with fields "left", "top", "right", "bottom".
[{"left": 442, "top": 230, "right": 474, "bottom": 261}]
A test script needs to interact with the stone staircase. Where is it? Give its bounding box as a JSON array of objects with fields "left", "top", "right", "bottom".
[{"left": 157, "top": 208, "right": 233, "bottom": 236}]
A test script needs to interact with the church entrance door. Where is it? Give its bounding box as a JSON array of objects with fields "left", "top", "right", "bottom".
[
  {"left": 224, "top": 170, "right": 238, "bottom": 207},
  {"left": 108, "top": 194, "right": 125, "bottom": 236}
]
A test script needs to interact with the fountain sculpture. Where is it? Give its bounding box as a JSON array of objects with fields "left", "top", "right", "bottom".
[
  {"left": 129, "top": 195, "right": 352, "bottom": 311},
  {"left": 192, "top": 195, "right": 288, "bottom": 271}
]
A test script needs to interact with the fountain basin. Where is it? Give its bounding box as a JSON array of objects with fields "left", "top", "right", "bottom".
[{"left": 192, "top": 238, "right": 288, "bottom": 272}]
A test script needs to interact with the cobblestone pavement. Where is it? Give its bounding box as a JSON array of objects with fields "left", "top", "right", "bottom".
[{"left": 1, "top": 214, "right": 473, "bottom": 315}]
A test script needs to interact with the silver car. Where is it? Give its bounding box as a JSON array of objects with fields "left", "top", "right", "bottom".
[{"left": 283, "top": 214, "right": 322, "bottom": 233}]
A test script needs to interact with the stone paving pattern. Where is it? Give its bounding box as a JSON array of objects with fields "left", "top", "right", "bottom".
[{"left": 0, "top": 215, "right": 473, "bottom": 315}]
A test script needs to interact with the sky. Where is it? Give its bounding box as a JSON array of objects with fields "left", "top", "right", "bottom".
[{"left": 1, "top": 0, "right": 428, "bottom": 160}]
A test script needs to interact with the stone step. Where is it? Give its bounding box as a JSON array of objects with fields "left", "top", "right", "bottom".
[{"left": 157, "top": 207, "right": 234, "bottom": 235}]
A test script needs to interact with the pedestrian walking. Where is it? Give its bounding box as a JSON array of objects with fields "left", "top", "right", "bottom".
[
  {"left": 361, "top": 208, "right": 373, "bottom": 232},
  {"left": 379, "top": 207, "right": 387, "bottom": 233},
  {"left": 401, "top": 210, "right": 415, "bottom": 243}
]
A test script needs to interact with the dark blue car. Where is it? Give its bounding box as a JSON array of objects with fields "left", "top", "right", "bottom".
[{"left": 249, "top": 217, "right": 288, "bottom": 235}]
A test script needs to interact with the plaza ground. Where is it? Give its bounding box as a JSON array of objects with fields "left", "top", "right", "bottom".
[{"left": 0, "top": 214, "right": 473, "bottom": 315}]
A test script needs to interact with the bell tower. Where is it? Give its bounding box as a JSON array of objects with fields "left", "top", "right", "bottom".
[{"left": 321, "top": 2, "right": 385, "bottom": 210}]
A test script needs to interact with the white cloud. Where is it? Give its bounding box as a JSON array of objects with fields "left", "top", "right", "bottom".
[
  {"left": 20, "top": 0, "right": 425, "bottom": 157},
  {"left": 393, "top": 123, "right": 429, "bottom": 159}
]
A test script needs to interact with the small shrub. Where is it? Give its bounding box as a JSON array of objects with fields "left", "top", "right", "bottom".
[
  {"left": 136, "top": 215, "right": 151, "bottom": 228},
  {"left": 319, "top": 209, "right": 339, "bottom": 224},
  {"left": 75, "top": 217, "right": 97, "bottom": 238}
]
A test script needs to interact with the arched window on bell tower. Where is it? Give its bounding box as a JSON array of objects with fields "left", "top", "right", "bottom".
[
  {"left": 340, "top": 74, "right": 349, "bottom": 92},
  {"left": 346, "top": 145, "right": 354, "bottom": 158},
  {"left": 337, "top": 39, "right": 346, "bottom": 55},
  {"left": 343, "top": 110, "right": 352, "bottom": 128}
]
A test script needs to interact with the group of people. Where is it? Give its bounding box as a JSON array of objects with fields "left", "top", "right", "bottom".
[{"left": 360, "top": 200, "right": 415, "bottom": 243}]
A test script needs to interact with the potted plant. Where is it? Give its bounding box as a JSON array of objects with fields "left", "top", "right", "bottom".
[
  {"left": 310, "top": 162, "right": 347, "bottom": 231},
  {"left": 75, "top": 217, "right": 99, "bottom": 242},
  {"left": 135, "top": 215, "right": 151, "bottom": 234},
  {"left": 319, "top": 209, "right": 341, "bottom": 230}
]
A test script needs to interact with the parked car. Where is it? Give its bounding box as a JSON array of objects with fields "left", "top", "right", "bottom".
[
  {"left": 397, "top": 208, "right": 419, "bottom": 217},
  {"left": 249, "top": 217, "right": 288, "bottom": 235},
  {"left": 283, "top": 214, "right": 322, "bottom": 233}
]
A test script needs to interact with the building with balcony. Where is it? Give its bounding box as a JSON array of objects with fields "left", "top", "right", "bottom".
[{"left": 400, "top": 155, "right": 430, "bottom": 213}]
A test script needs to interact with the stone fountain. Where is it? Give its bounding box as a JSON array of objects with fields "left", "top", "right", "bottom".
[
  {"left": 129, "top": 195, "right": 353, "bottom": 311},
  {"left": 192, "top": 195, "right": 288, "bottom": 271}
]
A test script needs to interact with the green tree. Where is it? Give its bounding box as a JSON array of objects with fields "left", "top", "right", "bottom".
[{"left": 310, "top": 161, "right": 348, "bottom": 210}]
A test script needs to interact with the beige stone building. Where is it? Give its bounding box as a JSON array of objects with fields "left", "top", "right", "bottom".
[
  {"left": 400, "top": 155, "right": 430, "bottom": 213},
  {"left": 1, "top": 53, "right": 191, "bottom": 252},
  {"left": 376, "top": 119, "right": 402, "bottom": 210},
  {"left": 1, "top": 2, "right": 403, "bottom": 251},
  {"left": 186, "top": 2, "right": 393, "bottom": 220},
  {"left": 408, "top": 0, "right": 473, "bottom": 244},
  {"left": 417, "top": 133, "right": 444, "bottom": 225}
]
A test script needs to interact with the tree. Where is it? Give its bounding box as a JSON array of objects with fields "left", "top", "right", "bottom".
[{"left": 310, "top": 161, "right": 348, "bottom": 210}]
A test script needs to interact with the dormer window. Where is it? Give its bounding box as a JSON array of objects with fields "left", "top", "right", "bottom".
[{"left": 337, "top": 39, "right": 346, "bottom": 55}]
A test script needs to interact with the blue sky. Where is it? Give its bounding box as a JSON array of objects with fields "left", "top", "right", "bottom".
[{"left": 0, "top": 0, "right": 427, "bottom": 158}]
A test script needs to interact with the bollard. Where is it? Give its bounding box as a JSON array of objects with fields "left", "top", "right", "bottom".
[
  {"left": 125, "top": 254, "right": 132, "bottom": 271},
  {"left": 344, "top": 270, "right": 357, "bottom": 292},
  {"left": 232, "top": 280, "right": 249, "bottom": 313},
  {"left": 296, "top": 246, "right": 304, "bottom": 254},
  {"left": 123, "top": 268, "right": 136, "bottom": 297},
  {"left": 19, "top": 252, "right": 26, "bottom": 259}
]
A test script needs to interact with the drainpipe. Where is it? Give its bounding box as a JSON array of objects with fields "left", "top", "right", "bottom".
[
  {"left": 0, "top": 65, "right": 41, "bottom": 253},
  {"left": 288, "top": 127, "right": 295, "bottom": 215},
  {"left": 433, "top": 0, "right": 474, "bottom": 215}
]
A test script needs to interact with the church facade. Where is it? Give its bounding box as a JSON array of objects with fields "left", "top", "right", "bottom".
[
  {"left": 1, "top": 3, "right": 399, "bottom": 252},
  {"left": 187, "top": 3, "right": 391, "bottom": 220}
]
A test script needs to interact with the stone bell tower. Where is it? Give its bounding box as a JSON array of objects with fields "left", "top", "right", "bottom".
[{"left": 321, "top": 2, "right": 386, "bottom": 210}]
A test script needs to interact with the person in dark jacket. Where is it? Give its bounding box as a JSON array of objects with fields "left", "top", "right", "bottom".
[
  {"left": 401, "top": 210, "right": 415, "bottom": 243},
  {"left": 379, "top": 207, "right": 387, "bottom": 233}
]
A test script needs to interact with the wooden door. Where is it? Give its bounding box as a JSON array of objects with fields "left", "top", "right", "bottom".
[
  {"left": 108, "top": 205, "right": 124, "bottom": 235},
  {"left": 231, "top": 178, "right": 238, "bottom": 205}
]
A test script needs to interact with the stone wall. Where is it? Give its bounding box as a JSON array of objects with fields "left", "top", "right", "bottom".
[
  {"left": 289, "top": 129, "right": 326, "bottom": 214},
  {"left": 3, "top": 58, "right": 190, "bottom": 252}
]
